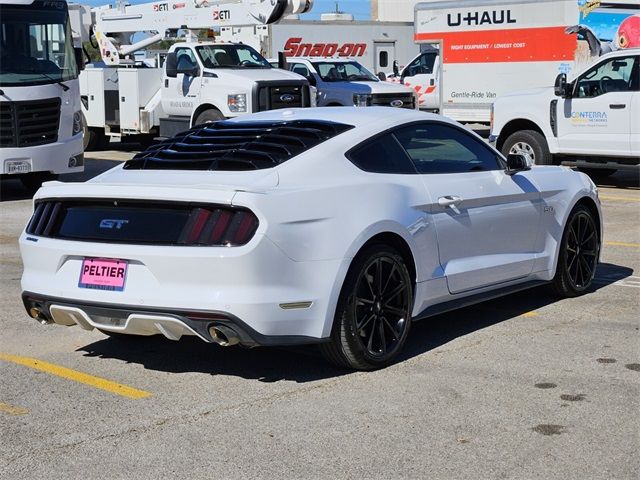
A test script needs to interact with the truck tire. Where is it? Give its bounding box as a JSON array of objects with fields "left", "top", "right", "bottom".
[
  {"left": 85, "top": 127, "right": 110, "bottom": 151},
  {"left": 502, "top": 130, "right": 553, "bottom": 166},
  {"left": 194, "top": 109, "right": 224, "bottom": 126}
]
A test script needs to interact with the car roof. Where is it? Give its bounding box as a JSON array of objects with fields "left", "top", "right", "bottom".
[{"left": 224, "top": 106, "right": 452, "bottom": 131}]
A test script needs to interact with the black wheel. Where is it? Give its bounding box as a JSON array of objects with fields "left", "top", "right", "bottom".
[
  {"left": 320, "top": 244, "right": 413, "bottom": 370},
  {"left": 552, "top": 205, "right": 600, "bottom": 297},
  {"left": 85, "top": 127, "right": 109, "bottom": 151},
  {"left": 194, "top": 109, "right": 224, "bottom": 126},
  {"left": 502, "top": 130, "right": 553, "bottom": 165},
  {"left": 20, "top": 172, "right": 57, "bottom": 193}
]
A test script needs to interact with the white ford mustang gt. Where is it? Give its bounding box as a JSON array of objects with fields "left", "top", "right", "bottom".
[{"left": 20, "top": 107, "right": 602, "bottom": 370}]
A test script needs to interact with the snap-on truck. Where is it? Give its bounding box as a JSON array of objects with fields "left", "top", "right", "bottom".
[
  {"left": 0, "top": 0, "right": 90, "bottom": 191},
  {"left": 80, "top": 0, "right": 314, "bottom": 149},
  {"left": 391, "top": 0, "right": 638, "bottom": 122},
  {"left": 218, "top": 19, "right": 418, "bottom": 76}
]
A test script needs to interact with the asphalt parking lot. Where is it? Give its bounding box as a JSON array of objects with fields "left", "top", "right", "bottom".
[{"left": 1, "top": 150, "right": 638, "bottom": 479}]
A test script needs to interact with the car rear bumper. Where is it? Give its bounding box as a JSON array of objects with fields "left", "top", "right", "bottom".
[{"left": 20, "top": 232, "right": 345, "bottom": 341}]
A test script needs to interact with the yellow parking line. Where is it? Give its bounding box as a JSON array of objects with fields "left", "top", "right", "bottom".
[
  {"left": 522, "top": 311, "right": 539, "bottom": 318},
  {"left": 605, "top": 241, "right": 640, "bottom": 248},
  {"left": 0, "top": 353, "right": 151, "bottom": 400},
  {"left": 599, "top": 195, "right": 640, "bottom": 202},
  {"left": 0, "top": 402, "right": 28, "bottom": 415}
]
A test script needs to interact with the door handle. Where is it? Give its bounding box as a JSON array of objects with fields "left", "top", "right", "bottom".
[
  {"left": 438, "top": 195, "right": 463, "bottom": 208},
  {"left": 609, "top": 104, "right": 626, "bottom": 109}
]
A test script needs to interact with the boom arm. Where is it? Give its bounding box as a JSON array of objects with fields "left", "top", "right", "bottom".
[{"left": 92, "top": 0, "right": 312, "bottom": 65}]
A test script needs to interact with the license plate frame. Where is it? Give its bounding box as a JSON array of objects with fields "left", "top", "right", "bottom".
[
  {"left": 78, "top": 257, "right": 128, "bottom": 292},
  {"left": 6, "top": 160, "right": 31, "bottom": 175}
]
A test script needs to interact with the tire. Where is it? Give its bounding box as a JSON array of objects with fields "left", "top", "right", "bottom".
[
  {"left": 20, "top": 172, "right": 57, "bottom": 194},
  {"left": 194, "top": 109, "right": 224, "bottom": 126},
  {"left": 85, "top": 127, "right": 109, "bottom": 151},
  {"left": 551, "top": 204, "right": 600, "bottom": 297},
  {"left": 319, "top": 244, "right": 414, "bottom": 370},
  {"left": 502, "top": 130, "right": 553, "bottom": 166}
]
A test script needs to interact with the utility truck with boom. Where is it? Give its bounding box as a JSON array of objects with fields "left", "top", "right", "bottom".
[
  {"left": 81, "top": 0, "right": 314, "bottom": 148},
  {"left": 0, "top": 0, "right": 89, "bottom": 190}
]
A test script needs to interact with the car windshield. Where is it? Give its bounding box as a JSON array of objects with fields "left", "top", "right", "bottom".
[
  {"left": 0, "top": 0, "right": 78, "bottom": 87},
  {"left": 312, "top": 61, "right": 378, "bottom": 82},
  {"left": 195, "top": 45, "right": 272, "bottom": 69}
]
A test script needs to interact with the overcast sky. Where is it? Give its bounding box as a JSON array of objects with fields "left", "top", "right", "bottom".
[{"left": 81, "top": 0, "right": 372, "bottom": 19}]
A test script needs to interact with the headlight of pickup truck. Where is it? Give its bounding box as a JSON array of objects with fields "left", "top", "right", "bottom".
[
  {"left": 72, "top": 111, "right": 83, "bottom": 135},
  {"left": 227, "top": 94, "right": 247, "bottom": 113},
  {"left": 353, "top": 93, "right": 372, "bottom": 107}
]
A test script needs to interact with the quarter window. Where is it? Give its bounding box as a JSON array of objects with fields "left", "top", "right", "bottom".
[
  {"left": 393, "top": 123, "right": 503, "bottom": 174},
  {"left": 347, "top": 133, "right": 416, "bottom": 174}
]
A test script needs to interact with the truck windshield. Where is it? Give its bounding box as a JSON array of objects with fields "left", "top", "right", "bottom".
[
  {"left": 312, "top": 61, "right": 378, "bottom": 82},
  {"left": 195, "top": 45, "right": 272, "bottom": 69},
  {"left": 0, "top": 0, "right": 78, "bottom": 87}
]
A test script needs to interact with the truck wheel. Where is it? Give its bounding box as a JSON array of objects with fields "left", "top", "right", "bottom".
[
  {"left": 85, "top": 127, "right": 109, "bottom": 151},
  {"left": 502, "top": 130, "right": 553, "bottom": 166},
  {"left": 20, "top": 172, "right": 57, "bottom": 194},
  {"left": 194, "top": 109, "right": 224, "bottom": 126}
]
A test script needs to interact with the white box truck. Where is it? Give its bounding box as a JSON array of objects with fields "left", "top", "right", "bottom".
[
  {"left": 390, "top": 0, "right": 638, "bottom": 123},
  {"left": 219, "top": 20, "right": 418, "bottom": 76}
]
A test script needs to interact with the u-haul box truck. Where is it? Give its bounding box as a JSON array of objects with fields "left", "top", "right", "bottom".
[{"left": 393, "top": 0, "right": 637, "bottom": 123}]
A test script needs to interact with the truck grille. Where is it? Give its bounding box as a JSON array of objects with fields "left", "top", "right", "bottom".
[
  {"left": 371, "top": 93, "right": 415, "bottom": 109},
  {"left": 0, "top": 98, "right": 60, "bottom": 148},
  {"left": 256, "top": 83, "right": 310, "bottom": 112}
]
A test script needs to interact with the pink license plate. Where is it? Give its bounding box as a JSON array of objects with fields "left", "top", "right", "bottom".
[{"left": 78, "top": 258, "right": 128, "bottom": 291}]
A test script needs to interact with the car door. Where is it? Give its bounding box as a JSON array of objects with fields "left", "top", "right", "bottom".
[
  {"left": 393, "top": 122, "right": 542, "bottom": 294},
  {"left": 556, "top": 55, "right": 637, "bottom": 156},
  {"left": 162, "top": 47, "right": 202, "bottom": 117}
]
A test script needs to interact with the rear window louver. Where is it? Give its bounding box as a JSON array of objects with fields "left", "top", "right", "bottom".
[{"left": 124, "top": 119, "right": 354, "bottom": 171}]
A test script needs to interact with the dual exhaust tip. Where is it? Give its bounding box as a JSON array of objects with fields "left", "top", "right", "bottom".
[{"left": 208, "top": 325, "right": 240, "bottom": 347}]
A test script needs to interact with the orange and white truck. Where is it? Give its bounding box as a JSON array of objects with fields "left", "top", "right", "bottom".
[{"left": 390, "top": 0, "right": 639, "bottom": 123}]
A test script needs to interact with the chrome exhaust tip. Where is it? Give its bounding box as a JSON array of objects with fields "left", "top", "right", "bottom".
[
  {"left": 29, "top": 307, "right": 51, "bottom": 325},
  {"left": 208, "top": 325, "right": 240, "bottom": 347}
]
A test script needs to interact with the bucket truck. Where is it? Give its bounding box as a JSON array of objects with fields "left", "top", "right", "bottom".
[
  {"left": 1, "top": 0, "right": 90, "bottom": 191},
  {"left": 81, "top": 0, "right": 314, "bottom": 149}
]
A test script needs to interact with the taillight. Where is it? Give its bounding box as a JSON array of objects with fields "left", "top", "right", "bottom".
[{"left": 179, "top": 207, "right": 258, "bottom": 246}]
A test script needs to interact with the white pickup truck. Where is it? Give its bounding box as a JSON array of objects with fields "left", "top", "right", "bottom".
[
  {"left": 274, "top": 57, "right": 417, "bottom": 109},
  {"left": 490, "top": 49, "right": 639, "bottom": 176}
]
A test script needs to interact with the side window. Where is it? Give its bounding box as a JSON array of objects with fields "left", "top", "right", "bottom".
[
  {"left": 404, "top": 53, "right": 436, "bottom": 77},
  {"left": 175, "top": 48, "right": 197, "bottom": 70},
  {"left": 347, "top": 133, "right": 416, "bottom": 174},
  {"left": 575, "top": 55, "right": 636, "bottom": 98},
  {"left": 394, "top": 123, "right": 502, "bottom": 174},
  {"left": 379, "top": 51, "right": 388, "bottom": 68},
  {"left": 290, "top": 63, "right": 310, "bottom": 77}
]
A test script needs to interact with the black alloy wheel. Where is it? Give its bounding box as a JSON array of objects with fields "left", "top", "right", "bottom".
[
  {"left": 553, "top": 205, "right": 599, "bottom": 297},
  {"left": 320, "top": 244, "right": 413, "bottom": 370}
]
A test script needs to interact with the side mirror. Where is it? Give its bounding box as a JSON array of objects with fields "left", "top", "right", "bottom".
[
  {"left": 554, "top": 73, "right": 570, "bottom": 98},
  {"left": 392, "top": 60, "right": 399, "bottom": 77},
  {"left": 277, "top": 51, "right": 288, "bottom": 70},
  {"left": 165, "top": 52, "right": 177, "bottom": 78},
  {"left": 306, "top": 74, "right": 317, "bottom": 87},
  {"left": 179, "top": 66, "right": 200, "bottom": 77},
  {"left": 74, "top": 47, "right": 85, "bottom": 71},
  {"left": 377, "top": 72, "right": 386, "bottom": 81},
  {"left": 505, "top": 154, "right": 531, "bottom": 175}
]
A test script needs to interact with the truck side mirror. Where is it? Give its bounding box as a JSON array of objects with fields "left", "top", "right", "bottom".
[
  {"left": 165, "top": 52, "right": 177, "bottom": 78},
  {"left": 377, "top": 72, "right": 386, "bottom": 81},
  {"left": 179, "top": 66, "right": 200, "bottom": 77},
  {"left": 74, "top": 47, "right": 85, "bottom": 71},
  {"left": 392, "top": 60, "right": 399, "bottom": 77},
  {"left": 277, "top": 51, "right": 288, "bottom": 70},
  {"left": 306, "top": 74, "right": 317, "bottom": 87},
  {"left": 554, "top": 73, "right": 570, "bottom": 98}
]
